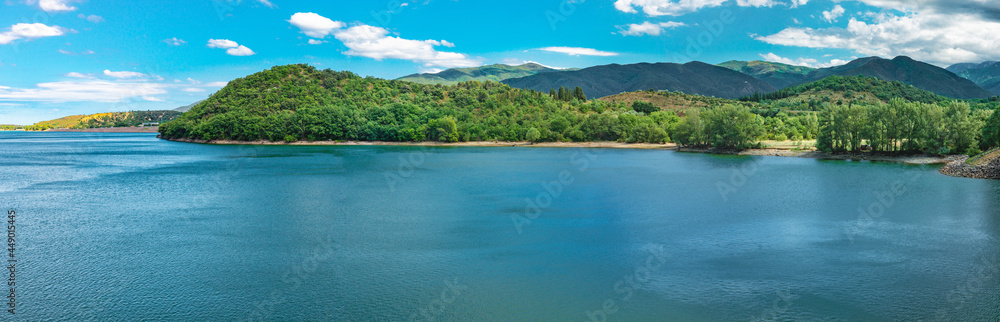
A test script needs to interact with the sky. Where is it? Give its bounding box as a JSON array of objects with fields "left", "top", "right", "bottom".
[{"left": 2, "top": 0, "right": 1000, "bottom": 124}]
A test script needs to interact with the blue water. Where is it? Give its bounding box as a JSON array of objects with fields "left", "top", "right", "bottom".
[{"left": 1, "top": 132, "right": 998, "bottom": 321}]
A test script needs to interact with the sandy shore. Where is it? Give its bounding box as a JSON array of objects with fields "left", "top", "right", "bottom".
[
  {"left": 161, "top": 136, "right": 964, "bottom": 165},
  {"left": 48, "top": 127, "right": 159, "bottom": 133}
]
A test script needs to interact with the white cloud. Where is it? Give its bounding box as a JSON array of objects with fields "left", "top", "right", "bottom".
[
  {"left": 77, "top": 14, "right": 104, "bottom": 23},
  {"left": 613, "top": 0, "right": 727, "bottom": 16},
  {"left": 288, "top": 12, "right": 345, "bottom": 38},
  {"left": 103, "top": 70, "right": 148, "bottom": 79},
  {"left": 618, "top": 21, "right": 686, "bottom": 36},
  {"left": 256, "top": 0, "right": 275, "bottom": 8},
  {"left": 822, "top": 5, "right": 845, "bottom": 22},
  {"left": 757, "top": 8, "right": 1000, "bottom": 66},
  {"left": 307, "top": 39, "right": 324, "bottom": 45},
  {"left": 0, "top": 81, "right": 169, "bottom": 103},
  {"left": 181, "top": 88, "right": 206, "bottom": 92},
  {"left": 0, "top": 23, "right": 67, "bottom": 45},
  {"left": 226, "top": 45, "right": 255, "bottom": 56},
  {"left": 163, "top": 37, "right": 186, "bottom": 46},
  {"left": 204, "top": 81, "right": 229, "bottom": 87},
  {"left": 38, "top": 0, "right": 76, "bottom": 12},
  {"left": 333, "top": 24, "right": 481, "bottom": 68},
  {"left": 187, "top": 78, "right": 201, "bottom": 84},
  {"left": 206, "top": 39, "right": 239, "bottom": 49},
  {"left": 759, "top": 52, "right": 848, "bottom": 68},
  {"left": 206, "top": 39, "right": 256, "bottom": 56},
  {"left": 790, "top": 0, "right": 808, "bottom": 7},
  {"left": 736, "top": 0, "right": 779, "bottom": 7},
  {"left": 540, "top": 46, "right": 619, "bottom": 56},
  {"left": 65, "top": 72, "right": 93, "bottom": 78}
]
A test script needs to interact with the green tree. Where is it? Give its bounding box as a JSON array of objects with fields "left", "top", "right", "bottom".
[
  {"left": 526, "top": 127, "right": 541, "bottom": 143},
  {"left": 632, "top": 101, "right": 658, "bottom": 114}
]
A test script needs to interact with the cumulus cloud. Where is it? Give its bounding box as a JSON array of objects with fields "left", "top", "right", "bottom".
[
  {"left": 333, "top": 24, "right": 480, "bottom": 68},
  {"left": 618, "top": 21, "right": 686, "bottom": 36},
  {"left": 822, "top": 5, "right": 845, "bottom": 22},
  {"left": 288, "top": 12, "right": 345, "bottom": 38},
  {"left": 37, "top": 0, "right": 76, "bottom": 12},
  {"left": 757, "top": 6, "right": 1000, "bottom": 66},
  {"left": 163, "top": 37, "right": 186, "bottom": 46},
  {"left": 736, "top": 0, "right": 779, "bottom": 7},
  {"left": 759, "top": 52, "right": 848, "bottom": 68},
  {"left": 0, "top": 23, "right": 67, "bottom": 45},
  {"left": 206, "top": 39, "right": 256, "bottom": 56},
  {"left": 103, "top": 70, "right": 148, "bottom": 79},
  {"left": 540, "top": 47, "right": 619, "bottom": 56},
  {"left": 613, "top": 0, "right": 727, "bottom": 16}
]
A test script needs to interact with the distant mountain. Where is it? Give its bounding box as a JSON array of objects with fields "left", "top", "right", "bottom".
[
  {"left": 717, "top": 60, "right": 814, "bottom": 89},
  {"left": 946, "top": 61, "right": 1000, "bottom": 95},
  {"left": 792, "top": 56, "right": 993, "bottom": 99},
  {"left": 174, "top": 100, "right": 203, "bottom": 112},
  {"left": 946, "top": 61, "right": 999, "bottom": 74},
  {"left": 396, "top": 63, "right": 572, "bottom": 85},
  {"left": 502, "top": 62, "right": 777, "bottom": 99}
]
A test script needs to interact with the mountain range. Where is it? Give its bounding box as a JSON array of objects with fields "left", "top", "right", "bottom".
[
  {"left": 501, "top": 62, "right": 777, "bottom": 99},
  {"left": 392, "top": 56, "right": 997, "bottom": 101},
  {"left": 947, "top": 61, "right": 1000, "bottom": 95},
  {"left": 396, "top": 63, "right": 572, "bottom": 85}
]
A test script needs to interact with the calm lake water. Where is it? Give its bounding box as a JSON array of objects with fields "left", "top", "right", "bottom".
[{"left": 1, "top": 132, "right": 998, "bottom": 321}]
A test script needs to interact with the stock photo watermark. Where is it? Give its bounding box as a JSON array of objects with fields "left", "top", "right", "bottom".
[
  {"left": 410, "top": 277, "right": 468, "bottom": 321},
  {"left": 385, "top": 149, "right": 429, "bottom": 193},
  {"left": 511, "top": 149, "right": 597, "bottom": 234},
  {"left": 717, "top": 157, "right": 761, "bottom": 202},
  {"left": 750, "top": 287, "right": 798, "bottom": 321},
  {"left": 844, "top": 171, "right": 922, "bottom": 244},
  {"left": 584, "top": 243, "right": 670, "bottom": 322},
  {"left": 246, "top": 235, "right": 338, "bottom": 321}
]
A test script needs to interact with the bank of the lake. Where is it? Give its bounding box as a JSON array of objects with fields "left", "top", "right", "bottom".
[
  {"left": 161, "top": 136, "right": 965, "bottom": 166},
  {"left": 48, "top": 126, "right": 160, "bottom": 133}
]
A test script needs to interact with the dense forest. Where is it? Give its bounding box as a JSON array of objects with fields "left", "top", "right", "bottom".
[{"left": 160, "top": 64, "right": 1000, "bottom": 154}]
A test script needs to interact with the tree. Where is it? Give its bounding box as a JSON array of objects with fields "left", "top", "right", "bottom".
[
  {"left": 632, "top": 101, "right": 658, "bottom": 114},
  {"left": 573, "top": 87, "right": 586, "bottom": 101},
  {"left": 701, "top": 105, "right": 764, "bottom": 149},
  {"left": 526, "top": 127, "right": 541, "bottom": 143},
  {"left": 981, "top": 107, "right": 1000, "bottom": 150}
]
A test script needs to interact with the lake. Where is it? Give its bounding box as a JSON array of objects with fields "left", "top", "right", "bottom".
[{"left": 1, "top": 132, "right": 998, "bottom": 321}]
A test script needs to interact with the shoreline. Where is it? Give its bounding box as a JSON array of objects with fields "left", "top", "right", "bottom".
[
  {"left": 47, "top": 127, "right": 159, "bottom": 133},
  {"left": 160, "top": 136, "right": 963, "bottom": 165},
  {"left": 159, "top": 136, "right": 678, "bottom": 149}
]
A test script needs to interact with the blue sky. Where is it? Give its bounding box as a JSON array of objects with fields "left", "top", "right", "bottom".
[{"left": 2, "top": 0, "right": 999, "bottom": 124}]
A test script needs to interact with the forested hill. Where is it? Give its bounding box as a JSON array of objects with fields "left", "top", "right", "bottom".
[
  {"left": 796, "top": 56, "right": 993, "bottom": 99},
  {"left": 502, "top": 62, "right": 777, "bottom": 99},
  {"left": 158, "top": 64, "right": 678, "bottom": 143}
]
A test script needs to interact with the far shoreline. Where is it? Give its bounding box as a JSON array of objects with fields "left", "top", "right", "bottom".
[{"left": 159, "top": 136, "right": 963, "bottom": 165}]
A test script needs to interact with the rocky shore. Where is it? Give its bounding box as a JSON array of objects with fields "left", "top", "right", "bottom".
[{"left": 940, "top": 151, "right": 1000, "bottom": 180}]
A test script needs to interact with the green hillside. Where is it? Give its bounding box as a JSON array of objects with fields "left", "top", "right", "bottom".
[
  {"left": 396, "top": 63, "right": 569, "bottom": 85},
  {"left": 717, "top": 60, "right": 814, "bottom": 89}
]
